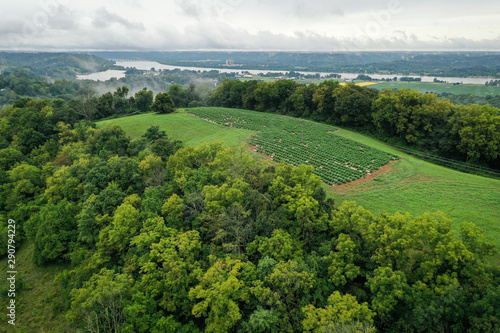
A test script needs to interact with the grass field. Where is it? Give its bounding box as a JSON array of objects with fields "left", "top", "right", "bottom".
[
  {"left": 369, "top": 81, "right": 500, "bottom": 96},
  {"left": 96, "top": 111, "right": 256, "bottom": 147},
  {"left": 97, "top": 108, "right": 500, "bottom": 265}
]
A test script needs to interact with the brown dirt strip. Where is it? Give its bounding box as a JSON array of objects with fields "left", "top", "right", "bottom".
[{"left": 331, "top": 159, "right": 402, "bottom": 191}]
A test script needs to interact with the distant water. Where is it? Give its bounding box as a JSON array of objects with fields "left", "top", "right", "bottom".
[
  {"left": 76, "top": 69, "right": 126, "bottom": 81},
  {"left": 114, "top": 60, "right": 494, "bottom": 85}
]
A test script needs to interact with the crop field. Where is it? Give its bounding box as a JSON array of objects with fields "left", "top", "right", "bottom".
[
  {"left": 188, "top": 107, "right": 398, "bottom": 185},
  {"left": 369, "top": 81, "right": 500, "bottom": 96}
]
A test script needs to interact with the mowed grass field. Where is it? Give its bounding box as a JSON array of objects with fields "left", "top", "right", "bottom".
[
  {"left": 96, "top": 111, "right": 256, "bottom": 147},
  {"left": 370, "top": 81, "right": 500, "bottom": 96},
  {"left": 97, "top": 109, "right": 500, "bottom": 264}
]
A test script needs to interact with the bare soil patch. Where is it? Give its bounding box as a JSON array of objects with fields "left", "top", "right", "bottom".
[
  {"left": 248, "top": 135, "right": 274, "bottom": 161},
  {"left": 331, "top": 159, "right": 402, "bottom": 191}
]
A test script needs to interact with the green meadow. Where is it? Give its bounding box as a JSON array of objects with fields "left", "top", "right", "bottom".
[{"left": 96, "top": 111, "right": 256, "bottom": 147}]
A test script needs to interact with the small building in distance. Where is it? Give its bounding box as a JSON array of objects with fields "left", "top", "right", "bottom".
[{"left": 225, "top": 59, "right": 235, "bottom": 66}]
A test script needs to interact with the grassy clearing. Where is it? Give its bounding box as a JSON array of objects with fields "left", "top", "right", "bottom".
[
  {"left": 0, "top": 241, "right": 71, "bottom": 332},
  {"left": 370, "top": 81, "right": 500, "bottom": 96},
  {"left": 96, "top": 110, "right": 256, "bottom": 147}
]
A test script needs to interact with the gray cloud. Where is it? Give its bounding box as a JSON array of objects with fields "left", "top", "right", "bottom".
[
  {"left": 288, "top": 2, "right": 344, "bottom": 19},
  {"left": 92, "top": 7, "right": 145, "bottom": 31},
  {"left": 0, "top": 16, "right": 25, "bottom": 34},
  {"left": 0, "top": 0, "right": 499, "bottom": 51}
]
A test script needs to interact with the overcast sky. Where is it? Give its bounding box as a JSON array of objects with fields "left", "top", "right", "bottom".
[{"left": 1, "top": 0, "right": 499, "bottom": 51}]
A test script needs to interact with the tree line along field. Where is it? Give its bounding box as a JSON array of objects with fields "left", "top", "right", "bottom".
[{"left": 188, "top": 107, "right": 398, "bottom": 186}]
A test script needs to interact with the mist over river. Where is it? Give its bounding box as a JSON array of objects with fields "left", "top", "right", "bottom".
[{"left": 78, "top": 60, "right": 494, "bottom": 85}]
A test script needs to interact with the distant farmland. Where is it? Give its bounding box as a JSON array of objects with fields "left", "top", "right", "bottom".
[{"left": 370, "top": 81, "right": 500, "bottom": 96}]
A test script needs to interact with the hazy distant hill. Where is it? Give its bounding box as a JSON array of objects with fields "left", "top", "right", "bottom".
[{"left": 0, "top": 52, "right": 116, "bottom": 79}]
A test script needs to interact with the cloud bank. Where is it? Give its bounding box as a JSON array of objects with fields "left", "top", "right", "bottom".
[{"left": 1, "top": 0, "right": 499, "bottom": 51}]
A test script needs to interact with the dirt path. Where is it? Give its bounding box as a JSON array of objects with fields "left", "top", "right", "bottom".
[
  {"left": 248, "top": 135, "right": 275, "bottom": 161},
  {"left": 331, "top": 159, "right": 401, "bottom": 191}
]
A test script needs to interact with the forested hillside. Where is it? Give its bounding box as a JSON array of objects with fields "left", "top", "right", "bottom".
[
  {"left": 0, "top": 97, "right": 498, "bottom": 332},
  {"left": 0, "top": 52, "right": 115, "bottom": 79}
]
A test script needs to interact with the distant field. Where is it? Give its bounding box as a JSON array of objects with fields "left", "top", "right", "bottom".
[
  {"left": 370, "top": 81, "right": 500, "bottom": 96},
  {"left": 240, "top": 77, "right": 500, "bottom": 97},
  {"left": 97, "top": 108, "right": 500, "bottom": 265}
]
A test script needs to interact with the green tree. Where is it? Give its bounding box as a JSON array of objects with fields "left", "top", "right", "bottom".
[
  {"left": 265, "top": 260, "right": 315, "bottom": 331},
  {"left": 142, "top": 125, "right": 167, "bottom": 142},
  {"left": 75, "top": 88, "right": 98, "bottom": 122},
  {"left": 136, "top": 228, "right": 202, "bottom": 317},
  {"left": 96, "top": 92, "right": 114, "bottom": 119},
  {"left": 152, "top": 92, "right": 175, "bottom": 114},
  {"left": 332, "top": 84, "right": 378, "bottom": 127},
  {"left": 138, "top": 154, "right": 166, "bottom": 187},
  {"left": 302, "top": 291, "right": 375, "bottom": 333},
  {"left": 114, "top": 85, "right": 129, "bottom": 98},
  {"left": 241, "top": 306, "right": 281, "bottom": 333},
  {"left": 312, "top": 80, "right": 341, "bottom": 122},
  {"left": 98, "top": 194, "right": 142, "bottom": 255},
  {"left": 189, "top": 257, "right": 252, "bottom": 333},
  {"left": 66, "top": 268, "right": 133, "bottom": 332},
  {"left": 449, "top": 104, "right": 500, "bottom": 163},
  {"left": 133, "top": 88, "right": 154, "bottom": 113},
  {"left": 87, "top": 125, "right": 130, "bottom": 157},
  {"left": 247, "top": 229, "right": 302, "bottom": 261},
  {"left": 26, "top": 199, "right": 79, "bottom": 264},
  {"left": 168, "top": 84, "right": 188, "bottom": 108}
]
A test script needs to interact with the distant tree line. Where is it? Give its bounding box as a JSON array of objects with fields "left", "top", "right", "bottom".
[
  {"left": 209, "top": 79, "right": 500, "bottom": 169},
  {"left": 399, "top": 76, "right": 422, "bottom": 82},
  {"left": 486, "top": 79, "right": 500, "bottom": 87},
  {"left": 0, "top": 70, "right": 81, "bottom": 106},
  {"left": 0, "top": 52, "right": 115, "bottom": 79}
]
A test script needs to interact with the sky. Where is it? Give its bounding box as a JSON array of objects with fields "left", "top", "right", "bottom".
[{"left": 1, "top": 0, "right": 499, "bottom": 51}]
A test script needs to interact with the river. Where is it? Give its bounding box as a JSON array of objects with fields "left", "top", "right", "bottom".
[
  {"left": 79, "top": 60, "right": 495, "bottom": 85},
  {"left": 76, "top": 69, "right": 126, "bottom": 81}
]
